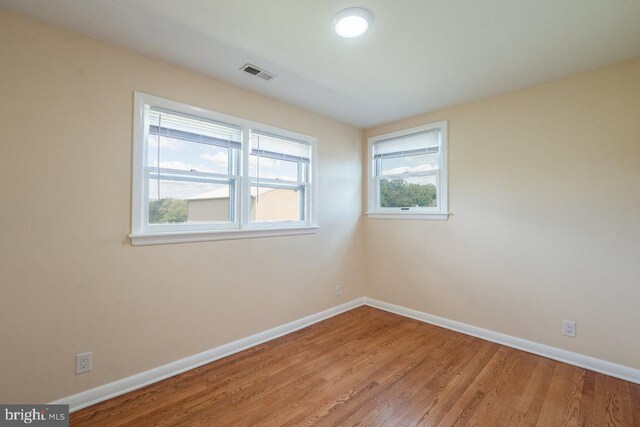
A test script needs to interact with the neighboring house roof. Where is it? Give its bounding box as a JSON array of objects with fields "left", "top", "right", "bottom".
[{"left": 187, "top": 186, "right": 278, "bottom": 201}]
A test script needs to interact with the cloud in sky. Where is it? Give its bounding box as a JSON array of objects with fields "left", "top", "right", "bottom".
[
  {"left": 148, "top": 136, "right": 183, "bottom": 151},
  {"left": 249, "top": 156, "right": 298, "bottom": 181},
  {"left": 201, "top": 152, "right": 228, "bottom": 169}
]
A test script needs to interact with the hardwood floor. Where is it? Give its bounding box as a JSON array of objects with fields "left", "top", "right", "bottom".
[{"left": 71, "top": 306, "right": 640, "bottom": 426}]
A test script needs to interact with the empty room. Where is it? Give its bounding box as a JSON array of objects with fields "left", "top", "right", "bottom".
[{"left": 1, "top": 0, "right": 639, "bottom": 426}]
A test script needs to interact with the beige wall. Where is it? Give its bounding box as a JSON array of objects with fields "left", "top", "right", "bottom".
[
  {"left": 1, "top": 7, "right": 639, "bottom": 406},
  {"left": 364, "top": 58, "right": 640, "bottom": 370},
  {"left": 0, "top": 10, "right": 365, "bottom": 403}
]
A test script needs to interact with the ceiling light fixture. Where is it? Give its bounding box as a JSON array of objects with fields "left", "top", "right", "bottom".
[{"left": 333, "top": 7, "right": 373, "bottom": 38}]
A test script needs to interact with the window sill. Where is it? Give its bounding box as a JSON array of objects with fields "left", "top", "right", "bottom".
[
  {"left": 365, "top": 212, "right": 450, "bottom": 221},
  {"left": 129, "top": 226, "right": 319, "bottom": 246}
]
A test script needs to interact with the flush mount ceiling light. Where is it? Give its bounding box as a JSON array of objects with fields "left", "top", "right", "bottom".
[{"left": 333, "top": 7, "right": 373, "bottom": 38}]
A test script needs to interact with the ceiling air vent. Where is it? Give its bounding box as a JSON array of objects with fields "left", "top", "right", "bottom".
[{"left": 240, "top": 63, "right": 276, "bottom": 81}]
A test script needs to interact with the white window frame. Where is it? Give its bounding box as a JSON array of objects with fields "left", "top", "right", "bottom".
[
  {"left": 366, "top": 120, "right": 449, "bottom": 220},
  {"left": 130, "top": 92, "right": 318, "bottom": 245}
]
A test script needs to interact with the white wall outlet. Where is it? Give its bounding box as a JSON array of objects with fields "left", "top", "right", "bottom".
[
  {"left": 335, "top": 284, "right": 342, "bottom": 297},
  {"left": 563, "top": 320, "right": 576, "bottom": 338},
  {"left": 76, "top": 352, "right": 92, "bottom": 374}
]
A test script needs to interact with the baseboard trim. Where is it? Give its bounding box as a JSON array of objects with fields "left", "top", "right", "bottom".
[
  {"left": 51, "top": 298, "right": 366, "bottom": 412},
  {"left": 364, "top": 297, "right": 640, "bottom": 385},
  {"left": 52, "top": 295, "right": 639, "bottom": 412}
]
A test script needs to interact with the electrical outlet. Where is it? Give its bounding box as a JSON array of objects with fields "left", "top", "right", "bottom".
[
  {"left": 76, "top": 352, "right": 92, "bottom": 374},
  {"left": 335, "top": 285, "right": 342, "bottom": 297},
  {"left": 563, "top": 320, "right": 576, "bottom": 338}
]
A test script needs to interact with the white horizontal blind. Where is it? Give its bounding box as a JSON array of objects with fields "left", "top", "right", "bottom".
[
  {"left": 250, "top": 131, "right": 311, "bottom": 163},
  {"left": 373, "top": 129, "right": 440, "bottom": 159},
  {"left": 149, "top": 108, "right": 242, "bottom": 149}
]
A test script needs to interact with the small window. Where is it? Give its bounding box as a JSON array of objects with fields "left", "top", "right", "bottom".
[
  {"left": 131, "top": 93, "right": 318, "bottom": 245},
  {"left": 367, "top": 121, "right": 449, "bottom": 220}
]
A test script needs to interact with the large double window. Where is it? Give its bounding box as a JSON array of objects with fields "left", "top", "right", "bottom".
[
  {"left": 131, "top": 93, "right": 317, "bottom": 245},
  {"left": 367, "top": 121, "right": 449, "bottom": 220}
]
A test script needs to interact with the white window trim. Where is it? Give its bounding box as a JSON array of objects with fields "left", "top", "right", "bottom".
[
  {"left": 366, "top": 120, "right": 450, "bottom": 220},
  {"left": 130, "top": 92, "right": 318, "bottom": 245}
]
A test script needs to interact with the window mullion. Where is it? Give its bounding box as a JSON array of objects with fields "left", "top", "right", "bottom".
[
  {"left": 141, "top": 162, "right": 150, "bottom": 233},
  {"left": 149, "top": 171, "right": 232, "bottom": 186},
  {"left": 299, "top": 184, "right": 306, "bottom": 222},
  {"left": 150, "top": 167, "right": 238, "bottom": 181},
  {"left": 253, "top": 181, "right": 309, "bottom": 191},
  {"left": 240, "top": 126, "right": 251, "bottom": 229},
  {"left": 250, "top": 177, "right": 306, "bottom": 187}
]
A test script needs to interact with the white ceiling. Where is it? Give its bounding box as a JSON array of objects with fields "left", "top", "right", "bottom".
[{"left": 2, "top": 0, "right": 639, "bottom": 128}]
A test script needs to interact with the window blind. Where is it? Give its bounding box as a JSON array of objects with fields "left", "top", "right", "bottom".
[
  {"left": 250, "top": 131, "right": 311, "bottom": 164},
  {"left": 373, "top": 129, "right": 440, "bottom": 159},
  {"left": 149, "top": 108, "right": 242, "bottom": 150}
]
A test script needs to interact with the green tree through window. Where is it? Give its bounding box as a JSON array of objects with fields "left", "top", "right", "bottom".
[
  {"left": 380, "top": 179, "right": 437, "bottom": 208},
  {"left": 149, "top": 198, "right": 188, "bottom": 223}
]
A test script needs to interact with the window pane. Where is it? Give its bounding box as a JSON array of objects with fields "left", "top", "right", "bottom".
[
  {"left": 147, "top": 135, "right": 232, "bottom": 175},
  {"left": 379, "top": 176, "right": 437, "bottom": 208},
  {"left": 148, "top": 178, "right": 233, "bottom": 224},
  {"left": 250, "top": 186, "right": 302, "bottom": 222},
  {"left": 249, "top": 132, "right": 310, "bottom": 183},
  {"left": 249, "top": 155, "right": 299, "bottom": 181},
  {"left": 379, "top": 153, "right": 439, "bottom": 176}
]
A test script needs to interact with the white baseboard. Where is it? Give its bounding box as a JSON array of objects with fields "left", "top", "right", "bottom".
[
  {"left": 364, "top": 297, "right": 640, "bottom": 385},
  {"left": 51, "top": 298, "right": 366, "bottom": 412},
  {"left": 52, "top": 295, "right": 639, "bottom": 413}
]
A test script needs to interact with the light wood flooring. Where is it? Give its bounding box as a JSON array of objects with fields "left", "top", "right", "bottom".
[{"left": 71, "top": 306, "right": 640, "bottom": 426}]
